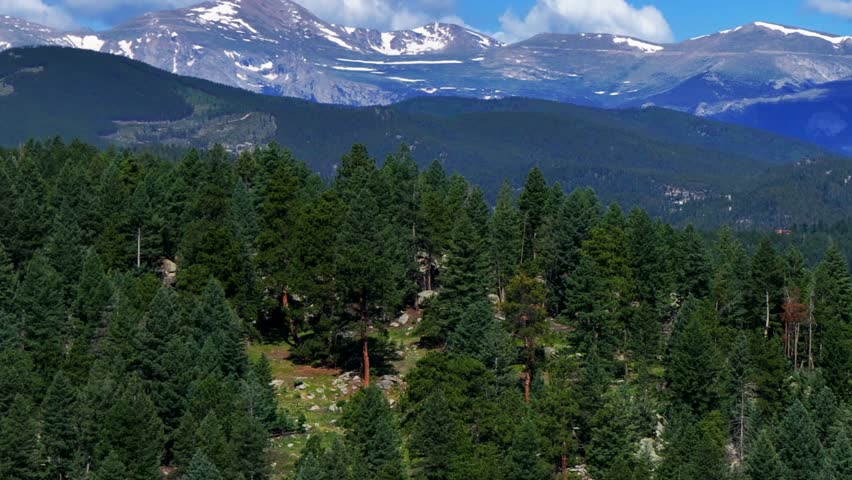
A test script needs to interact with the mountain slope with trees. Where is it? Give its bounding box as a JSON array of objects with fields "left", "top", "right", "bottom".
[
  {"left": 2, "top": 46, "right": 852, "bottom": 227},
  {"left": 1, "top": 138, "right": 851, "bottom": 479}
]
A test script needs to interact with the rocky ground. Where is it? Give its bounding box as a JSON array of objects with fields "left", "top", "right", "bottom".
[{"left": 247, "top": 308, "right": 427, "bottom": 478}]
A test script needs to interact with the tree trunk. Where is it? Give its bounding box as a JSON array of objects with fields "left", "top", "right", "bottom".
[
  {"left": 426, "top": 252, "right": 433, "bottom": 292},
  {"left": 362, "top": 333, "right": 370, "bottom": 387},
  {"left": 764, "top": 291, "right": 770, "bottom": 338},
  {"left": 524, "top": 367, "right": 531, "bottom": 404},
  {"left": 283, "top": 287, "right": 299, "bottom": 345},
  {"left": 739, "top": 389, "right": 746, "bottom": 460},
  {"left": 137, "top": 227, "right": 142, "bottom": 269},
  {"left": 361, "top": 291, "right": 370, "bottom": 387},
  {"left": 793, "top": 322, "right": 800, "bottom": 370},
  {"left": 561, "top": 447, "right": 568, "bottom": 480},
  {"left": 808, "top": 291, "right": 815, "bottom": 370}
]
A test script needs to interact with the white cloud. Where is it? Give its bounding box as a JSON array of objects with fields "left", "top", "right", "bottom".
[
  {"left": 496, "top": 0, "right": 674, "bottom": 43},
  {"left": 297, "top": 0, "right": 457, "bottom": 30},
  {"left": 808, "top": 0, "right": 852, "bottom": 18},
  {"left": 0, "top": 0, "right": 76, "bottom": 29}
]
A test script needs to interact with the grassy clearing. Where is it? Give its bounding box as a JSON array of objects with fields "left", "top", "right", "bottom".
[{"left": 250, "top": 311, "right": 429, "bottom": 479}]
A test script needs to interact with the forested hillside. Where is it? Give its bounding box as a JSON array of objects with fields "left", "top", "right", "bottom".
[
  {"left": 1, "top": 139, "right": 851, "bottom": 480},
  {"left": 5, "top": 47, "right": 852, "bottom": 227}
]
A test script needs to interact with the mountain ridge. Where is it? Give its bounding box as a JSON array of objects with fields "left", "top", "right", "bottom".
[{"left": 3, "top": 2, "right": 852, "bottom": 110}]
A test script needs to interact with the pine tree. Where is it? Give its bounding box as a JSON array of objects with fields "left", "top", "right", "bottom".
[
  {"left": 448, "top": 300, "right": 514, "bottom": 372},
  {"left": 343, "top": 386, "right": 405, "bottom": 480},
  {"left": 746, "top": 430, "right": 788, "bottom": 480},
  {"left": 518, "top": 168, "right": 549, "bottom": 266},
  {"left": 409, "top": 389, "right": 469, "bottom": 480},
  {"left": 229, "top": 410, "right": 269, "bottom": 480},
  {"left": 42, "top": 370, "right": 78, "bottom": 479},
  {"left": 666, "top": 301, "right": 724, "bottom": 415},
  {"left": 0, "top": 241, "right": 16, "bottom": 311},
  {"left": 748, "top": 238, "right": 785, "bottom": 335},
  {"left": 535, "top": 352, "right": 579, "bottom": 478},
  {"left": 823, "top": 427, "right": 852, "bottom": 480},
  {"left": 101, "top": 377, "right": 165, "bottom": 480},
  {"left": 587, "top": 386, "right": 645, "bottom": 478},
  {"left": 777, "top": 400, "right": 823, "bottom": 480},
  {"left": 490, "top": 181, "right": 521, "bottom": 302},
  {"left": 244, "top": 354, "right": 279, "bottom": 431},
  {"left": 335, "top": 188, "right": 394, "bottom": 386},
  {"left": 184, "top": 451, "right": 223, "bottom": 480},
  {"left": 0, "top": 395, "right": 42, "bottom": 480},
  {"left": 421, "top": 208, "right": 490, "bottom": 343},
  {"left": 190, "top": 280, "right": 247, "bottom": 378},
  {"left": 74, "top": 248, "right": 113, "bottom": 330},
  {"left": 813, "top": 244, "right": 852, "bottom": 397},
  {"left": 506, "top": 416, "right": 552, "bottom": 480},
  {"left": 94, "top": 451, "right": 129, "bottom": 480},
  {"left": 505, "top": 274, "right": 548, "bottom": 404},
  {"left": 194, "top": 413, "right": 231, "bottom": 476},
  {"left": 16, "top": 252, "right": 66, "bottom": 380}
]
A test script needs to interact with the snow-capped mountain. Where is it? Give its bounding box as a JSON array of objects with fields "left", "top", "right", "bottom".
[{"left": 3, "top": 1, "right": 852, "bottom": 118}]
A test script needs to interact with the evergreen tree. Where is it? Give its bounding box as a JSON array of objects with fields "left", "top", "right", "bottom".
[
  {"left": 409, "top": 390, "right": 468, "bottom": 480},
  {"left": 823, "top": 427, "right": 852, "bottom": 480},
  {"left": 447, "top": 300, "right": 513, "bottom": 372},
  {"left": 343, "top": 386, "right": 405, "bottom": 480},
  {"left": 777, "top": 401, "right": 823, "bottom": 480},
  {"left": 42, "top": 370, "right": 78, "bottom": 479},
  {"left": 748, "top": 238, "right": 785, "bottom": 334},
  {"left": 505, "top": 274, "right": 548, "bottom": 403},
  {"left": 490, "top": 181, "right": 521, "bottom": 302},
  {"left": 666, "top": 301, "right": 724, "bottom": 415},
  {"left": 813, "top": 244, "right": 852, "bottom": 398},
  {"left": 506, "top": 416, "right": 552, "bottom": 480},
  {"left": 184, "top": 451, "right": 223, "bottom": 480},
  {"left": 0, "top": 395, "right": 41, "bottom": 480},
  {"left": 94, "top": 451, "right": 129, "bottom": 480},
  {"left": 421, "top": 208, "right": 490, "bottom": 343},
  {"left": 244, "top": 354, "right": 279, "bottom": 431},
  {"left": 16, "top": 252, "right": 66, "bottom": 381},
  {"left": 745, "top": 430, "right": 788, "bottom": 480},
  {"left": 100, "top": 377, "right": 164, "bottom": 480},
  {"left": 0, "top": 241, "right": 16, "bottom": 311},
  {"left": 335, "top": 188, "right": 394, "bottom": 386},
  {"left": 518, "top": 167, "right": 549, "bottom": 266}
]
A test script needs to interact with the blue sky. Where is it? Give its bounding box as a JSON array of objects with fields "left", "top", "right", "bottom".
[{"left": 6, "top": 0, "right": 852, "bottom": 43}]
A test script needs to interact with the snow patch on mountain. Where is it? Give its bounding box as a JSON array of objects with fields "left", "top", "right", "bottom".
[
  {"left": 388, "top": 76, "right": 425, "bottom": 83},
  {"left": 754, "top": 22, "right": 852, "bottom": 45},
  {"left": 64, "top": 35, "right": 104, "bottom": 51},
  {"left": 117, "top": 40, "right": 134, "bottom": 58},
  {"left": 612, "top": 37, "right": 663, "bottom": 53},
  {"left": 190, "top": 1, "right": 258, "bottom": 35},
  {"left": 235, "top": 60, "right": 274, "bottom": 72},
  {"left": 332, "top": 66, "right": 376, "bottom": 72},
  {"left": 338, "top": 58, "right": 463, "bottom": 65}
]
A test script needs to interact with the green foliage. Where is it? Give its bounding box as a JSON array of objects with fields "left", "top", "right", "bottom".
[
  {"left": 343, "top": 387, "right": 406, "bottom": 480},
  {"left": 666, "top": 300, "right": 725, "bottom": 415},
  {"left": 184, "top": 451, "right": 223, "bottom": 480}
]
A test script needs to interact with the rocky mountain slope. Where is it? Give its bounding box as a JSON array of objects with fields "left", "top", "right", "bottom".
[{"left": 3, "top": 1, "right": 852, "bottom": 115}]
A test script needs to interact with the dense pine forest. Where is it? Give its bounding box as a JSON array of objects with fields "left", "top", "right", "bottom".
[{"left": 1, "top": 138, "right": 851, "bottom": 480}]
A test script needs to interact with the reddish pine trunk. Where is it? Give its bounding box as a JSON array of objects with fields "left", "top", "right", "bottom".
[
  {"left": 362, "top": 334, "right": 371, "bottom": 387},
  {"left": 561, "top": 446, "right": 568, "bottom": 480},
  {"left": 360, "top": 291, "right": 370, "bottom": 387},
  {"left": 283, "top": 287, "right": 299, "bottom": 345},
  {"left": 524, "top": 368, "right": 531, "bottom": 404}
]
